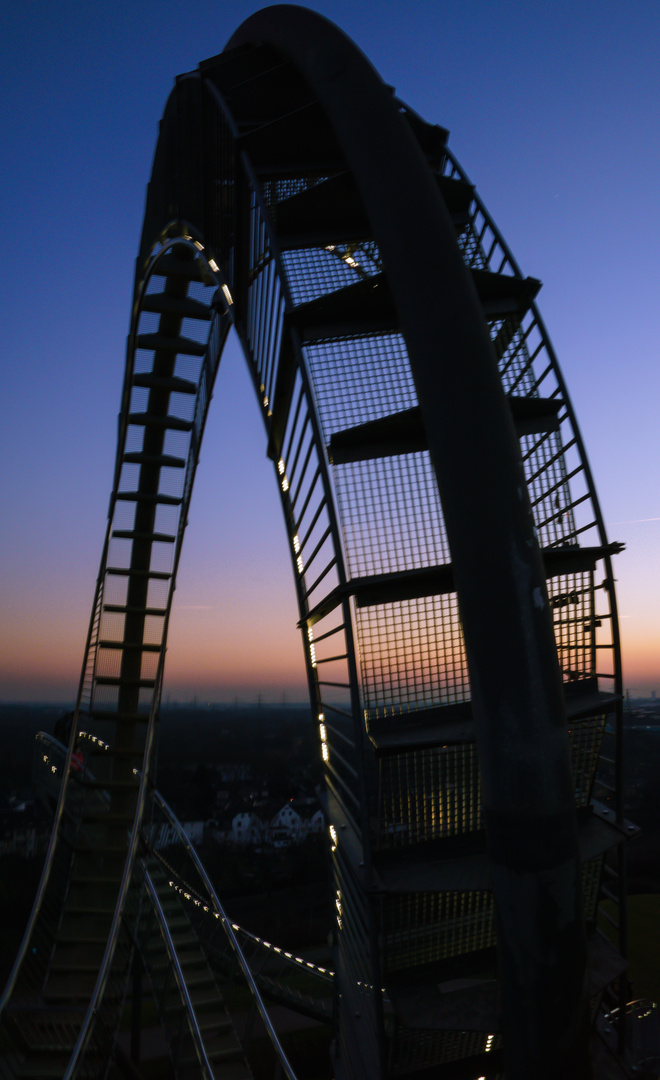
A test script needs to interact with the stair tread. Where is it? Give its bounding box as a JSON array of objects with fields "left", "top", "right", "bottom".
[
  {"left": 140, "top": 291, "right": 212, "bottom": 320},
  {"left": 304, "top": 545, "right": 617, "bottom": 627},
  {"left": 128, "top": 412, "right": 194, "bottom": 431},
  {"left": 327, "top": 396, "right": 562, "bottom": 464},
  {"left": 135, "top": 333, "right": 206, "bottom": 358},
  {"left": 239, "top": 101, "right": 345, "bottom": 176},
  {"left": 368, "top": 684, "right": 619, "bottom": 755},
  {"left": 275, "top": 170, "right": 473, "bottom": 250},
  {"left": 151, "top": 254, "right": 207, "bottom": 282},
  {"left": 287, "top": 267, "right": 540, "bottom": 344}
]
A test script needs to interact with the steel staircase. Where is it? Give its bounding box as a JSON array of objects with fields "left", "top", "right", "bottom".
[
  {"left": 138, "top": 859, "right": 252, "bottom": 1080},
  {"left": 0, "top": 8, "right": 631, "bottom": 1077}
]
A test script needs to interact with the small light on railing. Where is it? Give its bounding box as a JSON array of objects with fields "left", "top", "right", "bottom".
[
  {"left": 208, "top": 258, "right": 219, "bottom": 272},
  {"left": 193, "top": 240, "right": 204, "bottom": 251},
  {"left": 221, "top": 283, "right": 233, "bottom": 306}
]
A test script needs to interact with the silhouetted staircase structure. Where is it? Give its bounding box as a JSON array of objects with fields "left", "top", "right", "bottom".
[{"left": 0, "top": 7, "right": 633, "bottom": 1078}]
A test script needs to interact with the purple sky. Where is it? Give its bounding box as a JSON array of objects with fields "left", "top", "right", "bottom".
[{"left": 1, "top": 0, "right": 658, "bottom": 702}]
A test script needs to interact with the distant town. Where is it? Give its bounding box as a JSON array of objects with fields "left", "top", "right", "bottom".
[{"left": 2, "top": 696, "right": 660, "bottom": 981}]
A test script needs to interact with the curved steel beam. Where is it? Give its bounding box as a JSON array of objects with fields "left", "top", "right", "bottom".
[{"left": 229, "top": 8, "right": 588, "bottom": 1075}]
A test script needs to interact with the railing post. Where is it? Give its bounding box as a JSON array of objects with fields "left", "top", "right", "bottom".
[{"left": 130, "top": 947, "right": 142, "bottom": 1066}]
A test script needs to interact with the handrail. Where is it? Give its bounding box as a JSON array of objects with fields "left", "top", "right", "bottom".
[
  {"left": 62, "top": 662, "right": 164, "bottom": 1079},
  {"left": 226, "top": 923, "right": 334, "bottom": 986},
  {"left": 442, "top": 144, "right": 625, "bottom": 797},
  {"left": 148, "top": 787, "right": 298, "bottom": 1080},
  {"left": 140, "top": 862, "right": 217, "bottom": 1080},
  {"left": 0, "top": 725, "right": 83, "bottom": 1011}
]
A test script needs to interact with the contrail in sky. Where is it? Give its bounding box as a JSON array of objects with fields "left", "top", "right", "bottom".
[{"left": 608, "top": 517, "right": 660, "bottom": 526}]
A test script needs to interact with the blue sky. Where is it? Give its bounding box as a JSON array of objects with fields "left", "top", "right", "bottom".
[{"left": 0, "top": 0, "right": 658, "bottom": 701}]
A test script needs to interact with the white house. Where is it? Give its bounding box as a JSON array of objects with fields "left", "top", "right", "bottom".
[
  {"left": 305, "top": 808, "right": 325, "bottom": 836},
  {"left": 231, "top": 811, "right": 265, "bottom": 846},
  {"left": 270, "top": 803, "right": 303, "bottom": 845}
]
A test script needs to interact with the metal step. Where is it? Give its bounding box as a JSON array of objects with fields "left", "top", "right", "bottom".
[
  {"left": 127, "top": 412, "right": 193, "bottom": 431},
  {"left": 97, "top": 640, "right": 161, "bottom": 651},
  {"left": 152, "top": 254, "right": 207, "bottom": 282},
  {"left": 274, "top": 170, "right": 473, "bottom": 250},
  {"left": 400, "top": 106, "right": 448, "bottom": 163},
  {"left": 114, "top": 491, "right": 182, "bottom": 506},
  {"left": 135, "top": 335, "right": 206, "bottom": 359},
  {"left": 368, "top": 684, "right": 620, "bottom": 756},
  {"left": 303, "top": 544, "right": 617, "bottom": 626},
  {"left": 110, "top": 529, "right": 177, "bottom": 542},
  {"left": 104, "top": 565, "right": 170, "bottom": 578},
  {"left": 287, "top": 267, "right": 540, "bottom": 343},
  {"left": 239, "top": 100, "right": 346, "bottom": 176},
  {"left": 219, "top": 56, "right": 314, "bottom": 128},
  {"left": 140, "top": 292, "right": 212, "bottom": 320},
  {"left": 274, "top": 171, "right": 371, "bottom": 249},
  {"left": 327, "top": 396, "right": 563, "bottom": 464},
  {"left": 132, "top": 372, "right": 198, "bottom": 394},
  {"left": 101, "top": 604, "right": 167, "bottom": 616},
  {"left": 201, "top": 41, "right": 285, "bottom": 93},
  {"left": 93, "top": 676, "right": 156, "bottom": 689},
  {"left": 121, "top": 453, "right": 186, "bottom": 469}
]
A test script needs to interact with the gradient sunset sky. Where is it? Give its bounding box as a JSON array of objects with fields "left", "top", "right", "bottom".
[{"left": 0, "top": 0, "right": 658, "bottom": 702}]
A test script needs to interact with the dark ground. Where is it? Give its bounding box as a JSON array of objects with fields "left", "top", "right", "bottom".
[{"left": 1, "top": 700, "right": 659, "bottom": 987}]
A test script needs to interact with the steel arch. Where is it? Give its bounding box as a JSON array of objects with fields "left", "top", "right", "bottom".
[{"left": 0, "top": 7, "right": 627, "bottom": 1080}]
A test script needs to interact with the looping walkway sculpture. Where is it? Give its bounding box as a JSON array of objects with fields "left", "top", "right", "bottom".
[{"left": 1, "top": 7, "right": 628, "bottom": 1078}]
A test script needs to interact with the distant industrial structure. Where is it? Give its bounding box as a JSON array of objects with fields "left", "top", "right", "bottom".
[{"left": 0, "top": 6, "right": 636, "bottom": 1078}]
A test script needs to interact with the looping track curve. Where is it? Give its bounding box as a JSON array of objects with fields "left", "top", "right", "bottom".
[{"left": 1, "top": 7, "right": 627, "bottom": 1079}]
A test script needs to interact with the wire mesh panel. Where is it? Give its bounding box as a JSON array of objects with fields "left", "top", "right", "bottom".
[{"left": 381, "top": 891, "right": 496, "bottom": 974}]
